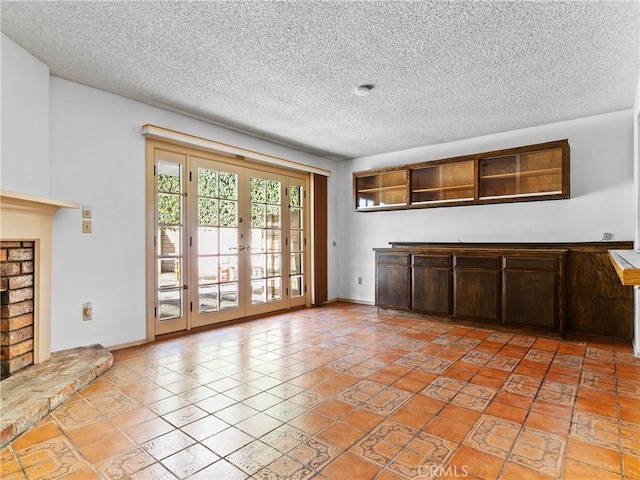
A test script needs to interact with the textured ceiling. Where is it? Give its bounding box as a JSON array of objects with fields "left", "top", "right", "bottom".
[{"left": 1, "top": 1, "right": 638, "bottom": 161}]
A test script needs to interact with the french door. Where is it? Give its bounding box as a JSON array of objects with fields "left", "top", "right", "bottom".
[{"left": 149, "top": 143, "right": 309, "bottom": 336}]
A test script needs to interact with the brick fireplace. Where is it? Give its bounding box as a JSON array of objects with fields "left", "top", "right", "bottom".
[
  {"left": 0, "top": 190, "right": 79, "bottom": 378},
  {"left": 1, "top": 241, "right": 35, "bottom": 378}
]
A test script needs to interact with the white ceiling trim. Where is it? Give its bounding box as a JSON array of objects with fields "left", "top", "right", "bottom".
[{"left": 141, "top": 124, "right": 331, "bottom": 177}]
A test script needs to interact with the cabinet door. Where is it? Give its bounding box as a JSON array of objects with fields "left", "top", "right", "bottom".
[
  {"left": 376, "top": 253, "right": 411, "bottom": 309},
  {"left": 453, "top": 256, "right": 500, "bottom": 321},
  {"left": 502, "top": 256, "right": 562, "bottom": 330},
  {"left": 412, "top": 255, "right": 451, "bottom": 314},
  {"left": 503, "top": 271, "right": 557, "bottom": 329}
]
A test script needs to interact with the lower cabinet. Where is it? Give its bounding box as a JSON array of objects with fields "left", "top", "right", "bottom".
[
  {"left": 502, "top": 255, "right": 565, "bottom": 331},
  {"left": 412, "top": 255, "right": 451, "bottom": 315},
  {"left": 375, "top": 247, "right": 567, "bottom": 334},
  {"left": 375, "top": 253, "right": 411, "bottom": 309},
  {"left": 453, "top": 255, "right": 501, "bottom": 322}
]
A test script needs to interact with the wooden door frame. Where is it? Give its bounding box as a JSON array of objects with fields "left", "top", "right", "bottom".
[{"left": 146, "top": 138, "right": 318, "bottom": 342}]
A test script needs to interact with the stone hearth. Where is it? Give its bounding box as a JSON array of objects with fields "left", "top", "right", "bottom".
[{"left": 0, "top": 344, "right": 112, "bottom": 447}]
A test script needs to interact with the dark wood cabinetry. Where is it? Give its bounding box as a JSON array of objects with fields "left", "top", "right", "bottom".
[
  {"left": 375, "top": 253, "right": 411, "bottom": 309},
  {"left": 453, "top": 255, "right": 501, "bottom": 322},
  {"left": 412, "top": 255, "right": 451, "bottom": 314},
  {"left": 375, "top": 242, "right": 633, "bottom": 338},
  {"left": 355, "top": 140, "right": 570, "bottom": 211}
]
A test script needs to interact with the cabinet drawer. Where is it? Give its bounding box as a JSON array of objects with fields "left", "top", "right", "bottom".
[
  {"left": 413, "top": 255, "right": 451, "bottom": 267},
  {"left": 454, "top": 256, "right": 500, "bottom": 269},
  {"left": 377, "top": 253, "right": 411, "bottom": 265},
  {"left": 504, "top": 257, "right": 558, "bottom": 271}
]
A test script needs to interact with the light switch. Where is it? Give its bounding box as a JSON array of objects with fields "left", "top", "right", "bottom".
[
  {"left": 82, "top": 206, "right": 92, "bottom": 219},
  {"left": 82, "top": 220, "right": 92, "bottom": 234}
]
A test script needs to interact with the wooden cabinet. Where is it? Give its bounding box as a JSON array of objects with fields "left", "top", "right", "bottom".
[
  {"left": 502, "top": 255, "right": 565, "bottom": 331},
  {"left": 478, "top": 146, "right": 566, "bottom": 201},
  {"left": 375, "top": 245, "right": 569, "bottom": 335},
  {"left": 412, "top": 254, "right": 451, "bottom": 314},
  {"left": 376, "top": 242, "right": 635, "bottom": 338},
  {"left": 354, "top": 170, "right": 407, "bottom": 210},
  {"left": 375, "top": 252, "right": 411, "bottom": 309},
  {"left": 453, "top": 255, "right": 501, "bottom": 322},
  {"left": 411, "top": 160, "right": 475, "bottom": 205},
  {"left": 354, "top": 140, "right": 569, "bottom": 211}
]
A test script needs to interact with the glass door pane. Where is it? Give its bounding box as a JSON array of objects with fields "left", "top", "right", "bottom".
[
  {"left": 191, "top": 158, "right": 245, "bottom": 327},
  {"left": 288, "top": 175, "right": 308, "bottom": 307},
  {"left": 289, "top": 181, "right": 304, "bottom": 301},
  {"left": 245, "top": 170, "right": 287, "bottom": 316},
  {"left": 155, "top": 151, "right": 188, "bottom": 335}
]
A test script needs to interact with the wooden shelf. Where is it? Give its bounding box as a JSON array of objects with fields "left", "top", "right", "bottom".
[
  {"left": 413, "top": 184, "right": 474, "bottom": 193},
  {"left": 480, "top": 167, "right": 562, "bottom": 180},
  {"left": 358, "top": 185, "right": 405, "bottom": 193}
]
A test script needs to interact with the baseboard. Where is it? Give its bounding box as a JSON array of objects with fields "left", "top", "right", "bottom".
[
  {"left": 106, "top": 339, "right": 148, "bottom": 352},
  {"left": 336, "top": 297, "right": 375, "bottom": 306}
]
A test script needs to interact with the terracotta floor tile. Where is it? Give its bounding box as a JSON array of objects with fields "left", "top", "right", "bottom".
[
  {"left": 424, "top": 415, "right": 471, "bottom": 443},
  {"left": 180, "top": 414, "right": 230, "bottom": 441},
  {"left": 201, "top": 427, "right": 254, "bottom": 457},
  {"left": 6, "top": 303, "right": 640, "bottom": 480},
  {"left": 78, "top": 432, "right": 136, "bottom": 464},
  {"left": 562, "top": 458, "right": 621, "bottom": 480},
  {"left": 123, "top": 416, "right": 174, "bottom": 444},
  {"left": 493, "top": 390, "right": 535, "bottom": 410},
  {"left": 485, "top": 401, "right": 527, "bottom": 424},
  {"left": 161, "top": 443, "right": 218, "bottom": 478},
  {"left": 500, "top": 461, "right": 555, "bottom": 479},
  {"left": 403, "top": 395, "right": 446, "bottom": 415},
  {"left": 66, "top": 418, "right": 118, "bottom": 447},
  {"left": 524, "top": 411, "right": 570, "bottom": 437},
  {"left": 388, "top": 405, "right": 433, "bottom": 430},
  {"left": 529, "top": 398, "right": 573, "bottom": 422},
  {"left": 312, "top": 399, "right": 355, "bottom": 419},
  {"left": 340, "top": 408, "right": 385, "bottom": 432},
  {"left": 317, "top": 422, "right": 364, "bottom": 450},
  {"left": 478, "top": 366, "right": 512, "bottom": 380},
  {"left": 566, "top": 437, "right": 622, "bottom": 474},
  {"left": 447, "top": 445, "right": 504, "bottom": 480},
  {"left": 575, "top": 397, "right": 618, "bottom": 419},
  {"left": 187, "top": 459, "right": 248, "bottom": 479},
  {"left": 141, "top": 429, "right": 195, "bottom": 461},
  {"left": 322, "top": 452, "right": 380, "bottom": 480},
  {"left": 439, "top": 403, "right": 482, "bottom": 425},
  {"left": 10, "top": 420, "right": 62, "bottom": 451},
  {"left": 510, "top": 427, "right": 565, "bottom": 477},
  {"left": 288, "top": 411, "right": 333, "bottom": 435}
]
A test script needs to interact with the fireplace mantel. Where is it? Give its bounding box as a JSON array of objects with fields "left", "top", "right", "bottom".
[{"left": 1, "top": 189, "right": 79, "bottom": 365}]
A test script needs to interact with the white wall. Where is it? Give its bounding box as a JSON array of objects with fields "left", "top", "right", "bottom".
[
  {"left": 0, "top": 34, "right": 50, "bottom": 196},
  {"left": 338, "top": 110, "right": 636, "bottom": 303},
  {"left": 47, "top": 78, "right": 338, "bottom": 351}
]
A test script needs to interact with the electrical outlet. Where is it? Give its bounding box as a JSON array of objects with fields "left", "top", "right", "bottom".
[
  {"left": 82, "top": 302, "right": 92, "bottom": 321},
  {"left": 602, "top": 232, "right": 613, "bottom": 241},
  {"left": 358, "top": 277, "right": 363, "bottom": 285},
  {"left": 82, "top": 220, "right": 92, "bottom": 234}
]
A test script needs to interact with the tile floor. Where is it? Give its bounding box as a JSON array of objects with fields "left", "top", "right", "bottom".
[{"left": 1, "top": 302, "right": 639, "bottom": 480}]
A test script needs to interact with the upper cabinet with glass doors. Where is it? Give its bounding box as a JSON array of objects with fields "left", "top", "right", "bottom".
[{"left": 353, "top": 140, "right": 569, "bottom": 211}]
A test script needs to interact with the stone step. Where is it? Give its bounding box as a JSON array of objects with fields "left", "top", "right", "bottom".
[{"left": 0, "top": 344, "right": 112, "bottom": 447}]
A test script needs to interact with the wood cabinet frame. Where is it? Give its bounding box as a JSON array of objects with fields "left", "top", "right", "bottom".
[{"left": 354, "top": 139, "right": 569, "bottom": 211}]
